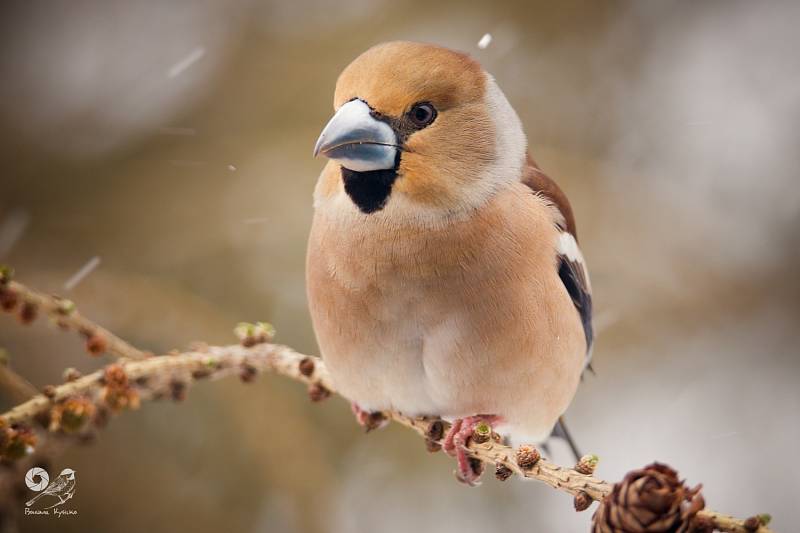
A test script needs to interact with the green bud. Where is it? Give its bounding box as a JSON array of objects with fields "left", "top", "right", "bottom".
[
  {"left": 57, "top": 299, "right": 76, "bottom": 315},
  {"left": 0, "top": 265, "right": 13, "bottom": 285}
]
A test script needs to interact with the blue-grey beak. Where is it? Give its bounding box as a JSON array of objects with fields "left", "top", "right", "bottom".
[{"left": 313, "top": 99, "right": 398, "bottom": 172}]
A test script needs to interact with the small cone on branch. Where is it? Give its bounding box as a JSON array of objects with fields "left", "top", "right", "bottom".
[
  {"left": 592, "top": 463, "right": 705, "bottom": 533},
  {"left": 515, "top": 444, "right": 541, "bottom": 469}
]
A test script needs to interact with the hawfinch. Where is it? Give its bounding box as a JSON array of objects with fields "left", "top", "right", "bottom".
[{"left": 307, "top": 41, "right": 593, "bottom": 484}]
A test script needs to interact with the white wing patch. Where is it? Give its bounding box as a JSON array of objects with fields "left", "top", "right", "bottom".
[
  {"left": 557, "top": 232, "right": 591, "bottom": 292},
  {"left": 557, "top": 232, "right": 581, "bottom": 261}
]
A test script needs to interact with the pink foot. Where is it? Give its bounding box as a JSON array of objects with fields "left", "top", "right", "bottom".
[
  {"left": 442, "top": 415, "right": 502, "bottom": 486},
  {"left": 350, "top": 402, "right": 388, "bottom": 432}
]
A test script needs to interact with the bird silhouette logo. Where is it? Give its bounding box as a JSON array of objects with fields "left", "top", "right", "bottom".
[{"left": 24, "top": 467, "right": 77, "bottom": 509}]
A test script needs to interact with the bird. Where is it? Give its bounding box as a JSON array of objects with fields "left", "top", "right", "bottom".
[
  {"left": 26, "top": 468, "right": 77, "bottom": 508},
  {"left": 307, "top": 41, "right": 593, "bottom": 485}
]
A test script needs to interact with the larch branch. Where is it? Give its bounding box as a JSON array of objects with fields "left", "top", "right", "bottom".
[
  {"left": 3, "top": 280, "right": 146, "bottom": 360},
  {"left": 0, "top": 341, "right": 773, "bottom": 533},
  {"left": 0, "top": 272, "right": 775, "bottom": 533}
]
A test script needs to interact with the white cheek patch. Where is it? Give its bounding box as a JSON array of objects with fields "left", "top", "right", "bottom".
[
  {"left": 440, "top": 75, "right": 527, "bottom": 217},
  {"left": 481, "top": 76, "right": 528, "bottom": 191}
]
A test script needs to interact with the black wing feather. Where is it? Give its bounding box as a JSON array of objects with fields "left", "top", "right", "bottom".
[{"left": 557, "top": 252, "right": 594, "bottom": 357}]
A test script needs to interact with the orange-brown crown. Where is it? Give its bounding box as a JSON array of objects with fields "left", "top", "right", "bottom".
[{"left": 333, "top": 41, "right": 486, "bottom": 115}]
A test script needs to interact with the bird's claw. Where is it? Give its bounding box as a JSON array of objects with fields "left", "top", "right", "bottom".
[{"left": 443, "top": 415, "right": 501, "bottom": 486}]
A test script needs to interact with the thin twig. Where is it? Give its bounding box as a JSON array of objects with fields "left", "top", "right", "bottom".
[
  {"left": 0, "top": 342, "right": 773, "bottom": 533},
  {"left": 0, "top": 364, "right": 38, "bottom": 402},
  {"left": 4, "top": 280, "right": 146, "bottom": 360}
]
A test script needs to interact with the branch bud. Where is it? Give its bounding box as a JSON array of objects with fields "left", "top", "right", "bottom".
[
  {"left": 307, "top": 382, "right": 330, "bottom": 402},
  {"left": 495, "top": 463, "right": 513, "bottom": 481},
  {"left": 55, "top": 298, "right": 76, "bottom": 315},
  {"left": 62, "top": 367, "right": 82, "bottom": 382},
  {"left": 0, "top": 287, "right": 18, "bottom": 311},
  {"left": 235, "top": 321, "right": 276, "bottom": 347},
  {"left": 18, "top": 302, "right": 37, "bottom": 324},
  {"left": 0, "top": 265, "right": 13, "bottom": 285},
  {"left": 298, "top": 357, "right": 315, "bottom": 377},
  {"left": 85, "top": 333, "right": 108, "bottom": 356},
  {"left": 472, "top": 421, "right": 492, "bottom": 444},
  {"left": 573, "top": 491, "right": 592, "bottom": 512},
  {"left": 239, "top": 362, "right": 257, "bottom": 383},
  {"left": 515, "top": 444, "right": 541, "bottom": 470},
  {"left": 744, "top": 514, "right": 772, "bottom": 531},
  {"left": 575, "top": 454, "right": 599, "bottom": 475}
]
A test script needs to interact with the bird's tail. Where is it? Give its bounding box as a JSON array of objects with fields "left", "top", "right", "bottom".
[
  {"left": 26, "top": 491, "right": 45, "bottom": 507},
  {"left": 550, "top": 416, "right": 582, "bottom": 462}
]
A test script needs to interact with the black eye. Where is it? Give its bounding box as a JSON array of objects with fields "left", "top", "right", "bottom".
[{"left": 408, "top": 102, "right": 437, "bottom": 128}]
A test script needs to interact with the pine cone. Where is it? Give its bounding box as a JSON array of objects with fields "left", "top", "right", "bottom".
[{"left": 593, "top": 463, "right": 705, "bottom": 533}]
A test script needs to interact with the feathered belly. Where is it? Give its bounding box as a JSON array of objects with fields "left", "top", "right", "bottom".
[
  {"left": 310, "top": 270, "right": 583, "bottom": 435},
  {"left": 313, "top": 285, "right": 451, "bottom": 416}
]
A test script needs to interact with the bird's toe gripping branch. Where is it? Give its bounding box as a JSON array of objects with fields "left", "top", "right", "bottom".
[{"left": 442, "top": 415, "right": 503, "bottom": 486}]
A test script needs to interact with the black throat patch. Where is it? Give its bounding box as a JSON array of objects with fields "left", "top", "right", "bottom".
[{"left": 341, "top": 167, "right": 398, "bottom": 214}]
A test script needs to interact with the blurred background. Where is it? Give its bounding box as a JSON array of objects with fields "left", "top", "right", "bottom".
[{"left": 0, "top": 0, "right": 798, "bottom": 531}]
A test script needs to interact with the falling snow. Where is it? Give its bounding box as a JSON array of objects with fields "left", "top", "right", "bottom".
[
  {"left": 64, "top": 256, "right": 101, "bottom": 291},
  {"left": 0, "top": 209, "right": 30, "bottom": 257},
  {"left": 167, "top": 47, "right": 206, "bottom": 78}
]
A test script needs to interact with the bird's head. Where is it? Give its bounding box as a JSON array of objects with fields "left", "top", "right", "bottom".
[
  {"left": 59, "top": 468, "right": 76, "bottom": 480},
  {"left": 314, "top": 41, "right": 527, "bottom": 222}
]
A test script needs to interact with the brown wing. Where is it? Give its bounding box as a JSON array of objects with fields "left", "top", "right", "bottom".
[
  {"left": 522, "top": 154, "right": 577, "bottom": 239},
  {"left": 521, "top": 154, "right": 594, "bottom": 359}
]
